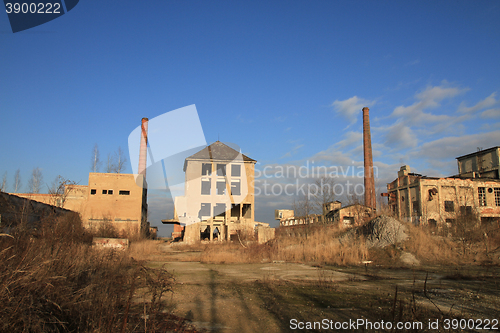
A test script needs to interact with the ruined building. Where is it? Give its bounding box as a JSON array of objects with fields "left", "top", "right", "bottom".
[
  {"left": 386, "top": 146, "right": 500, "bottom": 226},
  {"left": 163, "top": 141, "right": 274, "bottom": 243},
  {"left": 276, "top": 201, "right": 373, "bottom": 228},
  {"left": 10, "top": 118, "right": 150, "bottom": 237}
]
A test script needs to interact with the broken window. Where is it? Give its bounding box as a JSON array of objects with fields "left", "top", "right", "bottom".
[
  {"left": 119, "top": 190, "right": 130, "bottom": 195},
  {"left": 242, "top": 204, "right": 251, "bottom": 218},
  {"left": 495, "top": 188, "right": 500, "bottom": 207},
  {"left": 102, "top": 190, "right": 107, "bottom": 194},
  {"left": 201, "top": 178, "right": 211, "bottom": 195},
  {"left": 445, "top": 218, "right": 455, "bottom": 226},
  {"left": 428, "top": 219, "right": 437, "bottom": 228},
  {"left": 108, "top": 190, "right": 113, "bottom": 195},
  {"left": 231, "top": 204, "right": 240, "bottom": 218},
  {"left": 216, "top": 164, "right": 226, "bottom": 177},
  {"left": 90, "top": 189, "right": 96, "bottom": 195},
  {"left": 478, "top": 187, "right": 486, "bottom": 206},
  {"left": 214, "top": 203, "right": 226, "bottom": 217},
  {"left": 231, "top": 164, "right": 241, "bottom": 177},
  {"left": 216, "top": 180, "right": 226, "bottom": 195},
  {"left": 231, "top": 179, "right": 241, "bottom": 195},
  {"left": 199, "top": 203, "right": 211, "bottom": 220},
  {"left": 202, "top": 163, "right": 212, "bottom": 176},
  {"left": 444, "top": 201, "right": 454, "bottom": 212}
]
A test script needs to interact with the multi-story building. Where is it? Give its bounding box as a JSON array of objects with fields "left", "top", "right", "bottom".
[{"left": 164, "top": 141, "right": 273, "bottom": 243}]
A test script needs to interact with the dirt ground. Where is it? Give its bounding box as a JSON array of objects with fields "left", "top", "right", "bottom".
[{"left": 145, "top": 244, "right": 500, "bottom": 333}]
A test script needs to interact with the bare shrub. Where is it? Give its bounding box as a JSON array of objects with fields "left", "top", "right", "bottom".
[{"left": 0, "top": 212, "right": 191, "bottom": 332}]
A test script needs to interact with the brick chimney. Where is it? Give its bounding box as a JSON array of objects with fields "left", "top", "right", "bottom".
[
  {"left": 138, "top": 117, "right": 148, "bottom": 176},
  {"left": 362, "top": 107, "right": 376, "bottom": 210}
]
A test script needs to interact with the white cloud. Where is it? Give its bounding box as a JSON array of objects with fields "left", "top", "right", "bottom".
[
  {"left": 481, "top": 108, "right": 500, "bottom": 118},
  {"left": 382, "top": 121, "right": 418, "bottom": 150},
  {"left": 332, "top": 96, "right": 376, "bottom": 127},
  {"left": 458, "top": 92, "right": 498, "bottom": 114}
]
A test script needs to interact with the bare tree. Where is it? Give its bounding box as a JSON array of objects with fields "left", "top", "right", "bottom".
[
  {"left": 293, "top": 192, "right": 313, "bottom": 222},
  {"left": 27, "top": 167, "right": 43, "bottom": 194},
  {"left": 90, "top": 143, "right": 101, "bottom": 173},
  {"left": 1, "top": 172, "right": 7, "bottom": 192},
  {"left": 48, "top": 175, "right": 76, "bottom": 208},
  {"left": 311, "top": 175, "right": 336, "bottom": 223},
  {"left": 106, "top": 153, "right": 115, "bottom": 173},
  {"left": 13, "top": 169, "right": 21, "bottom": 193},
  {"left": 113, "top": 147, "right": 128, "bottom": 173}
]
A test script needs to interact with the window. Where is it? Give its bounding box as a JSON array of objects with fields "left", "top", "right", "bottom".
[
  {"left": 108, "top": 190, "right": 113, "bottom": 195},
  {"left": 102, "top": 190, "right": 107, "bottom": 194},
  {"left": 231, "top": 164, "right": 241, "bottom": 177},
  {"left": 478, "top": 187, "right": 486, "bottom": 206},
  {"left": 90, "top": 189, "right": 96, "bottom": 195},
  {"left": 231, "top": 179, "right": 241, "bottom": 195},
  {"left": 201, "top": 178, "right": 211, "bottom": 195},
  {"left": 214, "top": 203, "right": 226, "bottom": 217},
  {"left": 119, "top": 190, "right": 130, "bottom": 195},
  {"left": 428, "top": 219, "right": 437, "bottom": 228},
  {"left": 412, "top": 201, "right": 420, "bottom": 215},
  {"left": 200, "top": 203, "right": 211, "bottom": 219},
  {"left": 216, "top": 180, "right": 226, "bottom": 195},
  {"left": 202, "top": 163, "right": 212, "bottom": 176},
  {"left": 216, "top": 164, "right": 226, "bottom": 176},
  {"left": 444, "top": 201, "right": 454, "bottom": 212},
  {"left": 495, "top": 188, "right": 500, "bottom": 207},
  {"left": 445, "top": 218, "right": 455, "bottom": 226},
  {"left": 460, "top": 205, "right": 473, "bottom": 216}
]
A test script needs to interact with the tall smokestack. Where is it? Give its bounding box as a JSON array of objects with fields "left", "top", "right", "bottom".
[
  {"left": 138, "top": 117, "right": 148, "bottom": 177},
  {"left": 362, "top": 107, "right": 376, "bottom": 210}
]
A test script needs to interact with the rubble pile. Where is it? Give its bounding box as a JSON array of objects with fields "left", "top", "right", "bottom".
[{"left": 360, "top": 215, "right": 408, "bottom": 248}]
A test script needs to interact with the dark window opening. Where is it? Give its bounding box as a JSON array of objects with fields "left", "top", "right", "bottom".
[
  {"left": 445, "top": 218, "right": 455, "bottom": 225},
  {"left": 102, "top": 190, "right": 107, "bottom": 194},
  {"left": 444, "top": 201, "right": 454, "bottom": 212},
  {"left": 412, "top": 201, "right": 420, "bottom": 215},
  {"left": 231, "top": 164, "right": 241, "bottom": 177},
  {"left": 231, "top": 180, "right": 241, "bottom": 195},
  {"left": 108, "top": 190, "right": 113, "bottom": 195},
  {"left": 495, "top": 188, "right": 500, "bottom": 207},
  {"left": 216, "top": 180, "right": 226, "bottom": 195},
  {"left": 201, "top": 179, "right": 211, "bottom": 195},
  {"left": 459, "top": 205, "right": 473, "bottom": 216},
  {"left": 90, "top": 189, "right": 96, "bottom": 195},
  {"left": 428, "top": 219, "right": 437, "bottom": 228},
  {"left": 243, "top": 204, "right": 251, "bottom": 218},
  {"left": 216, "top": 164, "right": 226, "bottom": 176},
  {"left": 119, "top": 190, "right": 130, "bottom": 195},
  {"left": 202, "top": 163, "right": 212, "bottom": 176},
  {"left": 231, "top": 204, "right": 240, "bottom": 218}
]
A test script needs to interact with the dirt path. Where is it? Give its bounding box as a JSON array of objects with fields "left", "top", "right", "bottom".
[{"left": 146, "top": 245, "right": 500, "bottom": 333}]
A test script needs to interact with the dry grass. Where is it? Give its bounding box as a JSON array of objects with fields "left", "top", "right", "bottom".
[
  {"left": 0, "top": 213, "right": 197, "bottom": 333},
  {"left": 197, "top": 225, "right": 368, "bottom": 265},
  {"left": 128, "top": 239, "right": 163, "bottom": 260}
]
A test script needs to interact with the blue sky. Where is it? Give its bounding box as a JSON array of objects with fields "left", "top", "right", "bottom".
[{"left": 1, "top": 1, "right": 499, "bottom": 236}]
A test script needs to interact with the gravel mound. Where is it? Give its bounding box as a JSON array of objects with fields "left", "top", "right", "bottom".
[{"left": 360, "top": 215, "right": 408, "bottom": 248}]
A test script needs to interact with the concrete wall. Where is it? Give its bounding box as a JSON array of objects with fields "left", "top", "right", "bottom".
[{"left": 11, "top": 173, "right": 147, "bottom": 237}]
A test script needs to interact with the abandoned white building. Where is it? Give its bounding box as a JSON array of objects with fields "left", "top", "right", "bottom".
[
  {"left": 163, "top": 141, "right": 274, "bottom": 243},
  {"left": 386, "top": 147, "right": 500, "bottom": 227}
]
